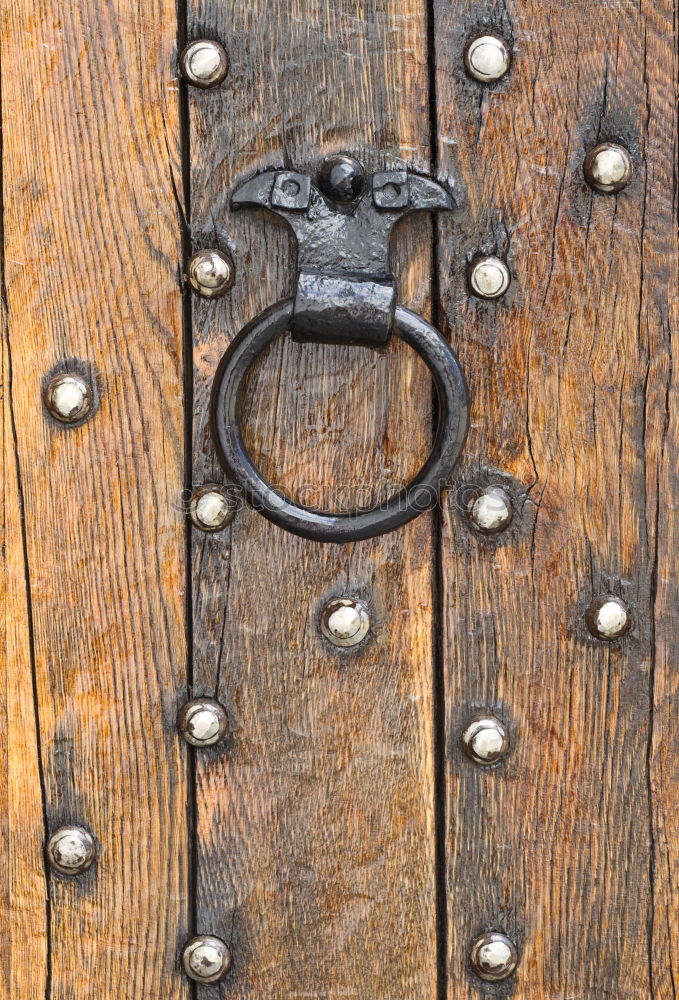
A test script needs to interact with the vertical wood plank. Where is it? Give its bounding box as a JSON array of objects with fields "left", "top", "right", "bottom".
[
  {"left": 645, "top": 6, "right": 679, "bottom": 994},
  {"left": 432, "top": 0, "right": 678, "bottom": 997},
  {"left": 187, "top": 1, "right": 438, "bottom": 997},
  {"left": 1, "top": 0, "right": 190, "bottom": 996},
  {"left": 0, "top": 312, "right": 48, "bottom": 1000}
]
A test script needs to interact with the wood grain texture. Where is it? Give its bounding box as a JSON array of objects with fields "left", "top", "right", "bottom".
[
  {"left": 1, "top": 306, "right": 48, "bottom": 999},
  {"left": 1, "top": 0, "right": 190, "bottom": 996},
  {"left": 186, "top": 1, "right": 439, "bottom": 997},
  {"left": 1, "top": 1, "right": 676, "bottom": 999},
  {"left": 645, "top": 4, "right": 679, "bottom": 991},
  {"left": 432, "top": 0, "right": 678, "bottom": 997}
]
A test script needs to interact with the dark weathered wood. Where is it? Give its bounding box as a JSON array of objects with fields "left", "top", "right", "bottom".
[
  {"left": 432, "top": 0, "right": 678, "bottom": 996},
  {"left": 650, "top": 365, "right": 679, "bottom": 995},
  {"left": 645, "top": 8, "right": 679, "bottom": 992},
  {"left": 187, "top": 1, "right": 439, "bottom": 996},
  {"left": 1, "top": 0, "right": 190, "bottom": 995}
]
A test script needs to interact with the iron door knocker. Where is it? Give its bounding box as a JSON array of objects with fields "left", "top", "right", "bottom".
[{"left": 210, "top": 154, "right": 469, "bottom": 543}]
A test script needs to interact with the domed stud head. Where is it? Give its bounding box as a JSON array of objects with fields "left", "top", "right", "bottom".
[
  {"left": 46, "top": 825, "right": 96, "bottom": 875},
  {"left": 461, "top": 715, "right": 509, "bottom": 765},
  {"left": 189, "top": 484, "right": 237, "bottom": 532},
  {"left": 182, "top": 935, "right": 232, "bottom": 983},
  {"left": 179, "top": 39, "right": 229, "bottom": 89},
  {"left": 583, "top": 142, "right": 633, "bottom": 193},
  {"left": 321, "top": 597, "right": 370, "bottom": 648},
  {"left": 470, "top": 932, "right": 518, "bottom": 982},
  {"left": 467, "top": 486, "right": 513, "bottom": 535},
  {"left": 187, "top": 249, "right": 235, "bottom": 298},
  {"left": 43, "top": 372, "right": 92, "bottom": 425},
  {"left": 464, "top": 34, "right": 511, "bottom": 83},
  {"left": 586, "top": 595, "right": 630, "bottom": 640},
  {"left": 178, "top": 698, "right": 228, "bottom": 748},
  {"left": 468, "top": 255, "right": 511, "bottom": 299},
  {"left": 318, "top": 154, "right": 366, "bottom": 203}
]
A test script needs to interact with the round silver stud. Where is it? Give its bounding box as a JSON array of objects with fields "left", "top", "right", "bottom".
[
  {"left": 468, "top": 255, "right": 511, "bottom": 299},
  {"left": 586, "top": 595, "right": 630, "bottom": 640},
  {"left": 46, "top": 825, "right": 96, "bottom": 875},
  {"left": 179, "top": 40, "right": 229, "bottom": 89},
  {"left": 583, "top": 142, "right": 633, "bottom": 193},
  {"left": 178, "top": 698, "right": 228, "bottom": 747},
  {"left": 43, "top": 373, "right": 92, "bottom": 424},
  {"left": 189, "top": 484, "right": 237, "bottom": 532},
  {"left": 321, "top": 598, "right": 370, "bottom": 648},
  {"left": 464, "top": 34, "right": 511, "bottom": 83},
  {"left": 182, "top": 935, "right": 232, "bottom": 983},
  {"left": 468, "top": 486, "right": 513, "bottom": 535},
  {"left": 187, "top": 249, "right": 235, "bottom": 298},
  {"left": 470, "top": 932, "right": 518, "bottom": 982},
  {"left": 461, "top": 715, "right": 509, "bottom": 765}
]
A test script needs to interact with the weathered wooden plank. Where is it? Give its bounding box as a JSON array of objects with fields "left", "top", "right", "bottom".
[
  {"left": 186, "top": 0, "right": 438, "bottom": 997},
  {"left": 432, "top": 0, "right": 677, "bottom": 997},
  {"left": 643, "top": 7, "right": 679, "bottom": 995},
  {"left": 0, "top": 315, "right": 48, "bottom": 1000},
  {"left": 649, "top": 341, "right": 679, "bottom": 995},
  {"left": 0, "top": 0, "right": 190, "bottom": 996}
]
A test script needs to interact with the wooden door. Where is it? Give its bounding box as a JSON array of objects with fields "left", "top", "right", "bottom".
[{"left": 1, "top": 0, "right": 676, "bottom": 998}]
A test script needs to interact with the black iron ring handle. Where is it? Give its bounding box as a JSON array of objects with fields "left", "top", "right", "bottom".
[{"left": 210, "top": 298, "right": 469, "bottom": 543}]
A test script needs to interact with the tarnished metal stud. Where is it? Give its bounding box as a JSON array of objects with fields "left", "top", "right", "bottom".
[
  {"left": 178, "top": 698, "right": 228, "bottom": 747},
  {"left": 464, "top": 34, "right": 511, "bottom": 83},
  {"left": 187, "top": 249, "right": 235, "bottom": 298},
  {"left": 468, "top": 486, "right": 513, "bottom": 535},
  {"left": 182, "top": 935, "right": 232, "bottom": 983},
  {"left": 318, "top": 153, "right": 366, "bottom": 204},
  {"left": 468, "top": 255, "right": 511, "bottom": 300},
  {"left": 43, "top": 373, "right": 92, "bottom": 424},
  {"left": 583, "top": 142, "right": 633, "bottom": 193},
  {"left": 461, "top": 715, "right": 509, "bottom": 765},
  {"left": 46, "top": 826, "right": 96, "bottom": 875},
  {"left": 586, "top": 595, "right": 630, "bottom": 640},
  {"left": 189, "top": 484, "right": 237, "bottom": 532},
  {"left": 470, "top": 932, "right": 518, "bottom": 982},
  {"left": 321, "top": 597, "right": 370, "bottom": 648},
  {"left": 179, "top": 39, "right": 229, "bottom": 89}
]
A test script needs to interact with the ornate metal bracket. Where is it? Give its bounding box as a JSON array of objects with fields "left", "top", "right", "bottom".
[
  {"left": 210, "top": 156, "right": 469, "bottom": 543},
  {"left": 230, "top": 163, "right": 455, "bottom": 345}
]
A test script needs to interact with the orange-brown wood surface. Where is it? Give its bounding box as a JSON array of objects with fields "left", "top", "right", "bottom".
[
  {"left": 1, "top": 0, "right": 677, "bottom": 998},
  {"left": 433, "top": 0, "right": 678, "bottom": 996},
  {"left": 1, "top": 0, "right": 190, "bottom": 997},
  {"left": 186, "top": 1, "right": 439, "bottom": 996},
  {"left": 1, "top": 287, "right": 46, "bottom": 998}
]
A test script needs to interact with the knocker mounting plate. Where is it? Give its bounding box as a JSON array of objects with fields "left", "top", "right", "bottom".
[{"left": 210, "top": 154, "right": 469, "bottom": 543}]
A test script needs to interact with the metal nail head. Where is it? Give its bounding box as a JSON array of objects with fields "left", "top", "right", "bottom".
[
  {"left": 178, "top": 698, "right": 229, "bottom": 747},
  {"left": 464, "top": 34, "right": 511, "bottom": 82},
  {"left": 179, "top": 40, "right": 229, "bottom": 89},
  {"left": 46, "top": 826, "right": 96, "bottom": 875},
  {"left": 321, "top": 597, "right": 370, "bottom": 648},
  {"left": 182, "top": 935, "right": 232, "bottom": 983},
  {"left": 470, "top": 932, "right": 518, "bottom": 981},
  {"left": 187, "top": 249, "right": 235, "bottom": 298}
]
